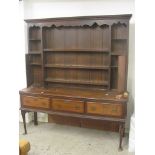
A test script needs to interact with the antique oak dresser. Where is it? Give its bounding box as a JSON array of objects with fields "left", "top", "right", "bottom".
[{"left": 19, "top": 14, "right": 132, "bottom": 150}]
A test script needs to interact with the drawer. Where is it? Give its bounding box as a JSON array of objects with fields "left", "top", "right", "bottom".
[
  {"left": 52, "top": 99, "right": 84, "bottom": 113},
  {"left": 22, "top": 95, "right": 50, "bottom": 109},
  {"left": 87, "top": 102, "right": 124, "bottom": 117}
]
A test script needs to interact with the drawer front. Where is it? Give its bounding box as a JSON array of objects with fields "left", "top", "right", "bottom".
[
  {"left": 52, "top": 99, "right": 84, "bottom": 113},
  {"left": 22, "top": 96, "right": 50, "bottom": 109},
  {"left": 87, "top": 102, "right": 124, "bottom": 117}
]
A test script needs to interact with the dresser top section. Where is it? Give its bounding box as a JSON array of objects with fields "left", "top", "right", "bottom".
[
  {"left": 24, "top": 14, "right": 132, "bottom": 23},
  {"left": 19, "top": 87, "right": 128, "bottom": 103}
]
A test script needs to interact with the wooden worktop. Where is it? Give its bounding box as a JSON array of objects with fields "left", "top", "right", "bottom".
[{"left": 19, "top": 86, "right": 128, "bottom": 103}]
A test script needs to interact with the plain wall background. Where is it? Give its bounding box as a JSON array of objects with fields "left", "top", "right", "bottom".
[{"left": 19, "top": 0, "right": 135, "bottom": 131}]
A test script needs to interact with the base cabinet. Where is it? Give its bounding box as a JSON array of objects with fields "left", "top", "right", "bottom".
[{"left": 20, "top": 87, "right": 127, "bottom": 150}]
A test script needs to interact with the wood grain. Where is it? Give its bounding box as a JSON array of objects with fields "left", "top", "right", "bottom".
[
  {"left": 87, "top": 102, "right": 124, "bottom": 117},
  {"left": 52, "top": 98, "right": 84, "bottom": 113},
  {"left": 22, "top": 95, "right": 50, "bottom": 109}
]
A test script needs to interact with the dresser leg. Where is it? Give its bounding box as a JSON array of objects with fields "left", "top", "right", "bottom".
[
  {"left": 119, "top": 124, "right": 124, "bottom": 151},
  {"left": 21, "top": 110, "right": 27, "bottom": 134},
  {"left": 34, "top": 112, "right": 38, "bottom": 125},
  {"left": 123, "top": 127, "right": 125, "bottom": 137}
]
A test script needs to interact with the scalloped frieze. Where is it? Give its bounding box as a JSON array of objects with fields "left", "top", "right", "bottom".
[
  {"left": 28, "top": 20, "right": 128, "bottom": 28},
  {"left": 42, "top": 22, "right": 109, "bottom": 28},
  {"left": 111, "top": 21, "right": 127, "bottom": 27}
]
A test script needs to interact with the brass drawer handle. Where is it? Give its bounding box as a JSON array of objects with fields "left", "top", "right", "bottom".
[
  {"left": 111, "top": 109, "right": 117, "bottom": 112},
  {"left": 75, "top": 106, "right": 80, "bottom": 110},
  {"left": 91, "top": 106, "right": 96, "bottom": 111},
  {"left": 64, "top": 100, "right": 70, "bottom": 103}
]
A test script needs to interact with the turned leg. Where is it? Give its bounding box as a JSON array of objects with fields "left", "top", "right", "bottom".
[
  {"left": 21, "top": 110, "right": 27, "bottom": 134},
  {"left": 119, "top": 124, "right": 124, "bottom": 151},
  {"left": 34, "top": 112, "right": 38, "bottom": 125}
]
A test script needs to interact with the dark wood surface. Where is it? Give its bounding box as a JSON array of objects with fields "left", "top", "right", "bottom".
[
  {"left": 20, "top": 86, "right": 128, "bottom": 102},
  {"left": 20, "top": 14, "right": 131, "bottom": 150},
  {"left": 22, "top": 95, "right": 50, "bottom": 109}
]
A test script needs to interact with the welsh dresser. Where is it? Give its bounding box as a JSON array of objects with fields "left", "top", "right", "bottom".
[{"left": 19, "top": 14, "right": 132, "bottom": 150}]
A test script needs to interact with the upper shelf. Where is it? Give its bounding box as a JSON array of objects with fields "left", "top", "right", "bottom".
[
  {"left": 43, "top": 48, "right": 110, "bottom": 53},
  {"left": 28, "top": 51, "right": 41, "bottom": 54},
  {"left": 111, "top": 38, "right": 127, "bottom": 41},
  {"left": 111, "top": 52, "right": 127, "bottom": 56},
  {"left": 45, "top": 64, "right": 110, "bottom": 70},
  {"left": 29, "top": 39, "right": 41, "bottom": 41}
]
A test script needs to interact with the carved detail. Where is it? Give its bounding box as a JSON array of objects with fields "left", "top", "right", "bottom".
[
  {"left": 29, "top": 25, "right": 40, "bottom": 28},
  {"left": 112, "top": 21, "right": 127, "bottom": 27},
  {"left": 29, "top": 21, "right": 128, "bottom": 28},
  {"left": 41, "top": 22, "right": 109, "bottom": 28}
]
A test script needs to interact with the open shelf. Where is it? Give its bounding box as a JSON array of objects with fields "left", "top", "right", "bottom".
[
  {"left": 43, "top": 48, "right": 109, "bottom": 53},
  {"left": 28, "top": 52, "right": 41, "bottom": 54},
  {"left": 111, "top": 23, "right": 127, "bottom": 40},
  {"left": 110, "top": 67, "right": 118, "bottom": 89},
  {"left": 29, "top": 26, "right": 41, "bottom": 40},
  {"left": 44, "top": 64, "right": 110, "bottom": 70},
  {"left": 111, "top": 38, "right": 127, "bottom": 41},
  {"left": 45, "top": 78, "right": 109, "bottom": 86},
  {"left": 29, "top": 39, "right": 41, "bottom": 41},
  {"left": 30, "top": 63, "right": 41, "bottom": 66},
  {"left": 25, "top": 17, "right": 130, "bottom": 91},
  {"left": 111, "top": 52, "right": 127, "bottom": 55}
]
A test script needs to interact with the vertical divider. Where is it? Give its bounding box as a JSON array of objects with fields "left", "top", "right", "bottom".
[
  {"left": 27, "top": 25, "right": 30, "bottom": 54},
  {"left": 125, "top": 22, "right": 129, "bottom": 90},
  {"left": 118, "top": 56, "right": 126, "bottom": 92},
  {"left": 27, "top": 25, "right": 30, "bottom": 87},
  {"left": 40, "top": 26, "right": 45, "bottom": 87},
  {"left": 26, "top": 54, "right": 31, "bottom": 87},
  {"left": 108, "top": 25, "right": 112, "bottom": 90}
]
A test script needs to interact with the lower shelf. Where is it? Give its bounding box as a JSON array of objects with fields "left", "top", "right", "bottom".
[{"left": 45, "top": 78, "right": 109, "bottom": 86}]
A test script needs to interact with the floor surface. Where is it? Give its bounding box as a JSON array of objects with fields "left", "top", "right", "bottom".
[{"left": 19, "top": 122, "right": 134, "bottom": 155}]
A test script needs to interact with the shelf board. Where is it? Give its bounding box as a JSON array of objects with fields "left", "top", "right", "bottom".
[
  {"left": 43, "top": 48, "right": 109, "bottom": 53},
  {"left": 29, "top": 39, "right": 41, "bottom": 41},
  {"left": 28, "top": 51, "right": 41, "bottom": 55},
  {"left": 111, "top": 52, "right": 126, "bottom": 55},
  {"left": 45, "top": 78, "right": 109, "bottom": 86},
  {"left": 44, "top": 64, "right": 110, "bottom": 70},
  {"left": 111, "top": 38, "right": 127, "bottom": 41},
  {"left": 30, "top": 63, "right": 41, "bottom": 66}
]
